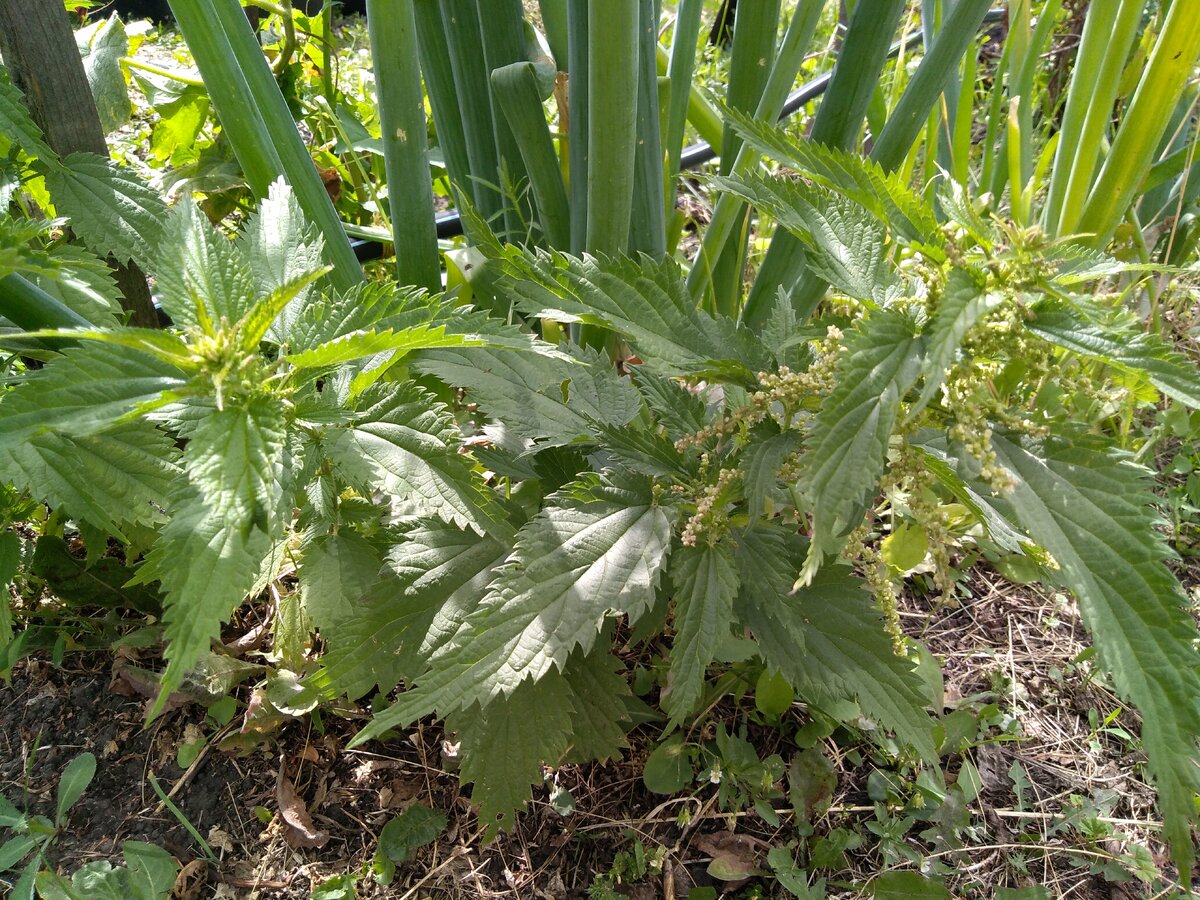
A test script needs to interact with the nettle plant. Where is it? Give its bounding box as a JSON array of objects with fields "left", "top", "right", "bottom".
[{"left": 4, "top": 111, "right": 1200, "bottom": 875}]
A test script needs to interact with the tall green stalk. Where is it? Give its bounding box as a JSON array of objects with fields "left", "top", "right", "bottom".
[
  {"left": 492, "top": 62, "right": 571, "bottom": 249},
  {"left": 1078, "top": 2, "right": 1200, "bottom": 247},
  {"left": 585, "top": 0, "right": 639, "bottom": 254},
  {"left": 870, "top": 0, "right": 992, "bottom": 171},
  {"left": 412, "top": 2, "right": 474, "bottom": 211},
  {"left": 0, "top": 274, "right": 92, "bottom": 332},
  {"left": 567, "top": 0, "right": 590, "bottom": 254},
  {"left": 663, "top": 0, "right": 704, "bottom": 221},
  {"left": 477, "top": 0, "right": 534, "bottom": 238},
  {"left": 442, "top": 0, "right": 504, "bottom": 225},
  {"left": 1042, "top": 0, "right": 1143, "bottom": 237},
  {"left": 629, "top": 0, "right": 667, "bottom": 259},
  {"left": 167, "top": 0, "right": 360, "bottom": 291},
  {"left": 741, "top": 0, "right": 907, "bottom": 325},
  {"left": 685, "top": 0, "right": 825, "bottom": 308},
  {"left": 197, "top": 0, "right": 361, "bottom": 291},
  {"left": 366, "top": 0, "right": 440, "bottom": 293}
]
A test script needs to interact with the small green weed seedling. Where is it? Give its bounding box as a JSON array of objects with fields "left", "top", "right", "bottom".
[
  {"left": 0, "top": 750, "right": 94, "bottom": 899},
  {"left": 0, "top": 747, "right": 178, "bottom": 900}
]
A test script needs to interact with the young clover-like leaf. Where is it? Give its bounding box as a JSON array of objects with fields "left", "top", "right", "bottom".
[
  {"left": 348, "top": 475, "right": 675, "bottom": 746},
  {"left": 714, "top": 173, "right": 900, "bottom": 304},
  {"left": 0, "top": 342, "right": 187, "bottom": 451},
  {"left": 799, "top": 310, "right": 923, "bottom": 583},
  {"left": 310, "top": 521, "right": 509, "bottom": 702},
  {"left": 499, "top": 250, "right": 767, "bottom": 382},
  {"left": 1027, "top": 301, "right": 1200, "bottom": 408},
  {"left": 45, "top": 153, "right": 167, "bottom": 271},
  {"left": 326, "top": 382, "right": 508, "bottom": 538},
  {"left": 663, "top": 542, "right": 739, "bottom": 727},
  {"left": 154, "top": 200, "right": 254, "bottom": 332},
  {"left": 986, "top": 432, "right": 1200, "bottom": 877},
  {"left": 733, "top": 524, "right": 937, "bottom": 763},
  {"left": 447, "top": 672, "right": 574, "bottom": 840}
]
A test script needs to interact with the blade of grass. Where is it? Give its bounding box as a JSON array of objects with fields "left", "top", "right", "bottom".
[{"left": 367, "top": 0, "right": 440, "bottom": 293}]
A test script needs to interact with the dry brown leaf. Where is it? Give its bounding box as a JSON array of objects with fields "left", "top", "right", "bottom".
[{"left": 275, "top": 757, "right": 329, "bottom": 849}]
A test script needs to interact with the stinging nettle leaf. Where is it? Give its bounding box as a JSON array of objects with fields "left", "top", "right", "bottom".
[
  {"left": 0, "top": 74, "right": 56, "bottom": 163},
  {"left": 0, "top": 342, "right": 186, "bottom": 451},
  {"left": 663, "top": 542, "right": 740, "bottom": 727},
  {"left": 348, "top": 476, "right": 675, "bottom": 746},
  {"left": 239, "top": 178, "right": 326, "bottom": 341},
  {"left": 721, "top": 105, "right": 938, "bottom": 240},
  {"left": 799, "top": 311, "right": 923, "bottom": 582},
  {"left": 0, "top": 421, "right": 180, "bottom": 540},
  {"left": 733, "top": 525, "right": 937, "bottom": 762},
  {"left": 154, "top": 199, "right": 254, "bottom": 331},
  {"left": 1027, "top": 301, "right": 1200, "bottom": 409},
  {"left": 915, "top": 266, "right": 1004, "bottom": 414},
  {"left": 46, "top": 153, "right": 167, "bottom": 271},
  {"left": 500, "top": 249, "right": 767, "bottom": 382},
  {"left": 326, "top": 382, "right": 507, "bottom": 538},
  {"left": 311, "top": 521, "right": 509, "bottom": 701},
  {"left": 448, "top": 671, "right": 574, "bottom": 839},
  {"left": 76, "top": 14, "right": 131, "bottom": 134},
  {"left": 285, "top": 325, "right": 479, "bottom": 370},
  {"left": 182, "top": 396, "right": 288, "bottom": 534},
  {"left": 714, "top": 173, "right": 900, "bottom": 304},
  {"left": 985, "top": 432, "right": 1200, "bottom": 876}
]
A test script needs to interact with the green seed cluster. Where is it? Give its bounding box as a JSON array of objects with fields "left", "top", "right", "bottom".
[
  {"left": 680, "top": 464, "right": 738, "bottom": 547},
  {"left": 674, "top": 327, "right": 845, "bottom": 454},
  {"left": 843, "top": 526, "right": 906, "bottom": 656}
]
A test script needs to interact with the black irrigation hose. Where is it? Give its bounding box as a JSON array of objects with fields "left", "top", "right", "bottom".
[{"left": 351, "top": 8, "right": 1008, "bottom": 261}]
